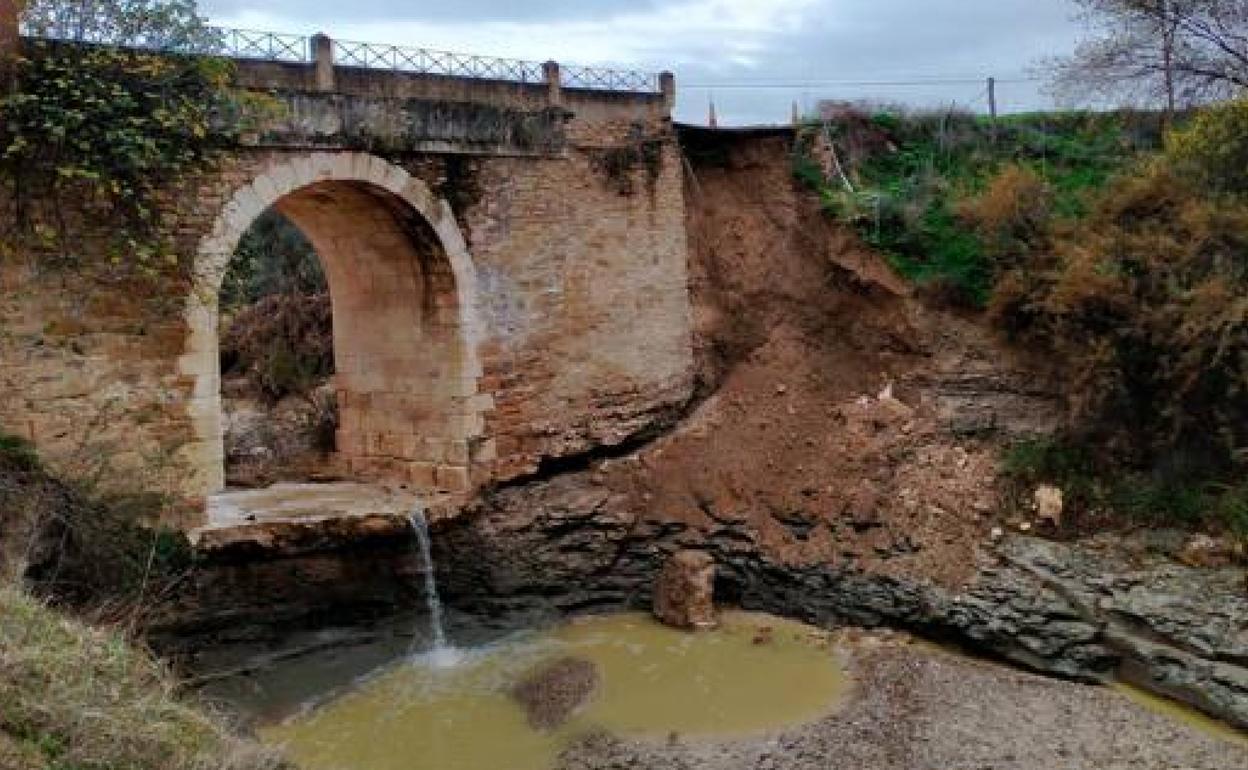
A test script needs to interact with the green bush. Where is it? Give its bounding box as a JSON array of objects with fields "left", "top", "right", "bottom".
[
  {"left": 1165, "top": 99, "right": 1248, "bottom": 197},
  {"left": 0, "top": 433, "right": 38, "bottom": 472},
  {"left": 794, "top": 108, "right": 1159, "bottom": 306},
  {"left": 994, "top": 160, "right": 1248, "bottom": 474},
  {"left": 1004, "top": 437, "right": 1248, "bottom": 539},
  {"left": 220, "top": 209, "right": 325, "bottom": 311}
]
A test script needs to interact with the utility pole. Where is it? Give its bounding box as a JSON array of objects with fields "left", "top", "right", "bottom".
[
  {"left": 987, "top": 76, "right": 998, "bottom": 141},
  {"left": 1158, "top": 0, "right": 1177, "bottom": 126}
]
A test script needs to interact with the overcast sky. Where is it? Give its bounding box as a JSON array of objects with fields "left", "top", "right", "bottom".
[{"left": 200, "top": 0, "right": 1085, "bottom": 125}]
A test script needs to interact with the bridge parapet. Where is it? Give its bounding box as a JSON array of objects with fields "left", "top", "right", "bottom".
[{"left": 18, "top": 22, "right": 674, "bottom": 103}]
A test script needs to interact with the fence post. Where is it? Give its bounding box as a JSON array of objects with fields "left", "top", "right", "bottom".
[
  {"left": 312, "top": 32, "right": 334, "bottom": 92},
  {"left": 660, "top": 71, "right": 676, "bottom": 112},
  {"left": 543, "top": 60, "right": 562, "bottom": 106}
]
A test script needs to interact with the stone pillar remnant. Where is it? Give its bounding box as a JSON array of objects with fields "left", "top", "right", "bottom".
[
  {"left": 653, "top": 550, "right": 717, "bottom": 630},
  {"left": 543, "top": 60, "right": 562, "bottom": 107},
  {"left": 312, "top": 33, "right": 334, "bottom": 92},
  {"left": 660, "top": 71, "right": 676, "bottom": 112}
]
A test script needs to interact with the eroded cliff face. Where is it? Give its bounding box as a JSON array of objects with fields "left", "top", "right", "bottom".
[
  {"left": 453, "top": 126, "right": 1063, "bottom": 592},
  {"left": 427, "top": 128, "right": 1244, "bottom": 727}
]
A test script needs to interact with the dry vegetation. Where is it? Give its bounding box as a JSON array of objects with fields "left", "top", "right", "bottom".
[
  {"left": 220, "top": 292, "right": 334, "bottom": 402},
  {"left": 0, "top": 435, "right": 283, "bottom": 770},
  {"left": 0, "top": 586, "right": 284, "bottom": 770},
  {"left": 801, "top": 99, "right": 1248, "bottom": 540}
]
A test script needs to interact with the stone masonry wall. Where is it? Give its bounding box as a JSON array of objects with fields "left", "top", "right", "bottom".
[{"left": 0, "top": 58, "right": 693, "bottom": 527}]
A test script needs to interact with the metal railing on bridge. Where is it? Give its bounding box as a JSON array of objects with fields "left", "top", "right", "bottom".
[
  {"left": 333, "top": 39, "right": 547, "bottom": 85},
  {"left": 561, "top": 64, "right": 661, "bottom": 93},
  {"left": 18, "top": 20, "right": 663, "bottom": 94}
]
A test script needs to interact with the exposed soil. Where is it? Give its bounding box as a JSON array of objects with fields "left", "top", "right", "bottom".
[{"left": 594, "top": 128, "right": 1060, "bottom": 589}]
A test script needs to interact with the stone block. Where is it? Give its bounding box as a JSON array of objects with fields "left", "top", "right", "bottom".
[
  {"left": 653, "top": 550, "right": 717, "bottom": 631},
  {"left": 406, "top": 462, "right": 437, "bottom": 488},
  {"left": 435, "top": 464, "right": 471, "bottom": 493}
]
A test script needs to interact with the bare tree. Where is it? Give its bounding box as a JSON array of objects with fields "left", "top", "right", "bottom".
[
  {"left": 1046, "top": 0, "right": 1248, "bottom": 113},
  {"left": 19, "top": 0, "right": 219, "bottom": 50}
]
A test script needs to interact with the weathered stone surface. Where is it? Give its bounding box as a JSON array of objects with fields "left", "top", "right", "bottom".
[
  {"left": 428, "top": 478, "right": 1248, "bottom": 728},
  {"left": 0, "top": 62, "right": 693, "bottom": 525},
  {"left": 653, "top": 550, "right": 717, "bottom": 630},
  {"left": 511, "top": 656, "right": 601, "bottom": 731},
  {"left": 994, "top": 536, "right": 1248, "bottom": 728}
]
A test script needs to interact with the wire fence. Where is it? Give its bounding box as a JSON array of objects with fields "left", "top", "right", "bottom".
[{"left": 18, "top": 20, "right": 663, "bottom": 93}]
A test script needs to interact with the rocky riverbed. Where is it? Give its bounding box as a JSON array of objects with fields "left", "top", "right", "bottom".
[
  {"left": 557, "top": 637, "right": 1246, "bottom": 770},
  {"left": 430, "top": 476, "right": 1248, "bottom": 730},
  {"left": 170, "top": 473, "right": 1247, "bottom": 735}
]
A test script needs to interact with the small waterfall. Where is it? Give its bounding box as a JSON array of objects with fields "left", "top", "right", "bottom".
[{"left": 408, "top": 506, "right": 458, "bottom": 666}]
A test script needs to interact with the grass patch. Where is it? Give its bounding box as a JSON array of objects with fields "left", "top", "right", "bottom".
[
  {"left": 795, "top": 107, "right": 1161, "bottom": 306},
  {"left": 0, "top": 585, "right": 284, "bottom": 770}
]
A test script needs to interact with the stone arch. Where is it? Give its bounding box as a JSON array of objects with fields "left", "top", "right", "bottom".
[{"left": 179, "top": 152, "right": 484, "bottom": 500}]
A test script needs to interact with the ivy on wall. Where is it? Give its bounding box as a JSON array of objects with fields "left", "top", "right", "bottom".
[{"left": 0, "top": 1, "right": 270, "bottom": 277}]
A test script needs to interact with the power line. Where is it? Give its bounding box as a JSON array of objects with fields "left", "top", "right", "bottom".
[{"left": 682, "top": 76, "right": 1042, "bottom": 89}]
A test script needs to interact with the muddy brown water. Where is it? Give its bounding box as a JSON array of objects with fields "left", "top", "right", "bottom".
[
  {"left": 256, "top": 612, "right": 849, "bottom": 770},
  {"left": 199, "top": 610, "right": 1246, "bottom": 770}
]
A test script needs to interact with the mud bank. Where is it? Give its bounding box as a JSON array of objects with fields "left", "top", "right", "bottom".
[{"left": 555, "top": 639, "right": 1246, "bottom": 770}]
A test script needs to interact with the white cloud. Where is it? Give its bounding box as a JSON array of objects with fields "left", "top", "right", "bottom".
[
  {"left": 207, "top": 0, "right": 819, "bottom": 68},
  {"left": 200, "top": 0, "right": 1083, "bottom": 125}
]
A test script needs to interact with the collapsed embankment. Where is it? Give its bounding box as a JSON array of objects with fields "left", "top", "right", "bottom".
[
  {"left": 160, "top": 126, "right": 1246, "bottom": 730},
  {"left": 432, "top": 126, "right": 1246, "bottom": 727}
]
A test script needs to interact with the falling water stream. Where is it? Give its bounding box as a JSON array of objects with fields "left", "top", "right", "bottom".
[{"left": 408, "top": 507, "right": 457, "bottom": 666}]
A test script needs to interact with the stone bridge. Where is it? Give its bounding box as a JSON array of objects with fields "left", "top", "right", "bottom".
[{"left": 0, "top": 33, "right": 694, "bottom": 528}]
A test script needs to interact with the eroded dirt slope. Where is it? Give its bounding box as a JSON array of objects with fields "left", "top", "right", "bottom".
[{"left": 590, "top": 127, "right": 1059, "bottom": 589}]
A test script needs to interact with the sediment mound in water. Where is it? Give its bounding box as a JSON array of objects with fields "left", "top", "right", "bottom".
[{"left": 511, "top": 656, "right": 601, "bottom": 730}]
